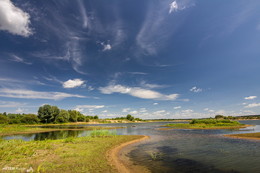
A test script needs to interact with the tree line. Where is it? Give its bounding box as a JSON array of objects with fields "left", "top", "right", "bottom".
[{"left": 0, "top": 104, "right": 99, "bottom": 124}]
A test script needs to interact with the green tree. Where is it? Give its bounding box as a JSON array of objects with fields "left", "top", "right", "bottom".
[
  {"left": 20, "top": 114, "right": 40, "bottom": 124},
  {"left": 94, "top": 115, "right": 99, "bottom": 119},
  {"left": 38, "top": 105, "right": 60, "bottom": 123},
  {"left": 215, "top": 115, "right": 224, "bottom": 119},
  {"left": 55, "top": 109, "right": 70, "bottom": 123},
  {"left": 126, "top": 114, "right": 134, "bottom": 121},
  {"left": 68, "top": 110, "right": 79, "bottom": 122}
]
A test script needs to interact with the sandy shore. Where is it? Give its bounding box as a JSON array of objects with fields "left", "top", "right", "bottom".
[
  {"left": 224, "top": 134, "right": 260, "bottom": 141},
  {"left": 107, "top": 135, "right": 150, "bottom": 173}
]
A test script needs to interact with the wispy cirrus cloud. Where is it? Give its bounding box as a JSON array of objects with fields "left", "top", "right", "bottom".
[
  {"left": 0, "top": 0, "right": 32, "bottom": 37},
  {"left": 9, "top": 54, "right": 32, "bottom": 65},
  {"left": 99, "top": 84, "right": 179, "bottom": 100},
  {"left": 75, "top": 105, "right": 105, "bottom": 112},
  {"left": 0, "top": 88, "right": 85, "bottom": 100}
]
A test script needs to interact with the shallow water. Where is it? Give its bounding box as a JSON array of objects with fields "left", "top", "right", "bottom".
[{"left": 2, "top": 120, "right": 260, "bottom": 173}]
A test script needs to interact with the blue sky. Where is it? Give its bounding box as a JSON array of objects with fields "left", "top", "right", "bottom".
[{"left": 0, "top": 0, "right": 260, "bottom": 119}]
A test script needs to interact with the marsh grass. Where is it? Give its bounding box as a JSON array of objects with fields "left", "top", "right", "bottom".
[
  {"left": 90, "top": 129, "right": 117, "bottom": 137},
  {"left": 0, "top": 135, "right": 143, "bottom": 172},
  {"left": 164, "top": 119, "right": 247, "bottom": 129}
]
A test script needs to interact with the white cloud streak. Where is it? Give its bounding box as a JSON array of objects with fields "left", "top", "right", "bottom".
[
  {"left": 244, "top": 96, "right": 257, "bottom": 100},
  {"left": 63, "top": 79, "right": 85, "bottom": 88},
  {"left": 0, "top": 101, "right": 26, "bottom": 108},
  {"left": 0, "top": 0, "right": 32, "bottom": 37},
  {"left": 10, "top": 54, "right": 32, "bottom": 65},
  {"left": 190, "top": 86, "right": 202, "bottom": 93},
  {"left": 0, "top": 88, "right": 85, "bottom": 100},
  {"left": 174, "top": 106, "right": 181, "bottom": 109},
  {"left": 245, "top": 103, "right": 260, "bottom": 108},
  {"left": 99, "top": 84, "right": 179, "bottom": 100}
]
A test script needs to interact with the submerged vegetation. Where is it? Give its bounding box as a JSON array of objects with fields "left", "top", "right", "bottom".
[
  {"left": 164, "top": 119, "right": 248, "bottom": 129},
  {"left": 0, "top": 135, "right": 144, "bottom": 172}
]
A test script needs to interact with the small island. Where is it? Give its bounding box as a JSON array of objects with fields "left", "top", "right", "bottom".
[{"left": 163, "top": 118, "right": 251, "bottom": 130}]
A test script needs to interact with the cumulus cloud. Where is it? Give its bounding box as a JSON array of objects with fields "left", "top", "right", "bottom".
[
  {"left": 245, "top": 103, "right": 260, "bottom": 108},
  {"left": 244, "top": 96, "right": 257, "bottom": 100},
  {"left": 0, "top": 88, "right": 85, "bottom": 100},
  {"left": 63, "top": 79, "right": 85, "bottom": 88},
  {"left": 122, "top": 108, "right": 131, "bottom": 113},
  {"left": 0, "top": 0, "right": 32, "bottom": 37},
  {"left": 174, "top": 106, "right": 181, "bottom": 109},
  {"left": 190, "top": 86, "right": 202, "bottom": 93},
  {"left": 169, "top": 1, "right": 178, "bottom": 13},
  {"left": 99, "top": 84, "right": 179, "bottom": 100},
  {"left": 100, "top": 42, "right": 112, "bottom": 51}
]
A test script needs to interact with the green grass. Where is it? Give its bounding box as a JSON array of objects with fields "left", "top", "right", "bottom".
[
  {"left": 0, "top": 125, "right": 124, "bottom": 136},
  {"left": 0, "top": 135, "right": 144, "bottom": 173},
  {"left": 164, "top": 119, "right": 248, "bottom": 129}
]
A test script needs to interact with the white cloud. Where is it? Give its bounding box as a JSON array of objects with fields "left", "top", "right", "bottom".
[
  {"left": 139, "top": 108, "right": 147, "bottom": 113},
  {"left": 75, "top": 105, "right": 105, "bottom": 109},
  {"left": 245, "top": 103, "right": 260, "bottom": 108},
  {"left": 63, "top": 79, "right": 85, "bottom": 88},
  {"left": 130, "top": 110, "right": 138, "bottom": 115},
  {"left": 0, "top": 88, "right": 85, "bottom": 100},
  {"left": 0, "top": 0, "right": 32, "bottom": 37},
  {"left": 140, "top": 81, "right": 167, "bottom": 89},
  {"left": 190, "top": 86, "right": 202, "bottom": 93},
  {"left": 99, "top": 84, "right": 179, "bottom": 100},
  {"left": 174, "top": 106, "right": 181, "bottom": 109},
  {"left": 77, "top": 0, "right": 89, "bottom": 28},
  {"left": 181, "top": 109, "right": 193, "bottom": 113},
  {"left": 169, "top": 1, "right": 178, "bottom": 13},
  {"left": 244, "top": 96, "right": 257, "bottom": 100},
  {"left": 153, "top": 103, "right": 158, "bottom": 105},
  {"left": 122, "top": 108, "right": 131, "bottom": 113},
  {"left": 15, "top": 108, "right": 26, "bottom": 113},
  {"left": 102, "top": 44, "right": 112, "bottom": 51},
  {"left": 0, "top": 101, "right": 26, "bottom": 108},
  {"left": 102, "top": 110, "right": 108, "bottom": 113},
  {"left": 154, "top": 110, "right": 166, "bottom": 114}
]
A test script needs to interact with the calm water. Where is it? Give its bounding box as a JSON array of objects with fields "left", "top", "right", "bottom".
[{"left": 2, "top": 120, "right": 260, "bottom": 173}]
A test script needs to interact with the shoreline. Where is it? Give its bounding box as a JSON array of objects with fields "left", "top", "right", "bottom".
[
  {"left": 224, "top": 133, "right": 260, "bottom": 141},
  {"left": 0, "top": 126, "right": 123, "bottom": 137},
  {"left": 159, "top": 124, "right": 253, "bottom": 130},
  {"left": 107, "top": 135, "right": 150, "bottom": 173}
]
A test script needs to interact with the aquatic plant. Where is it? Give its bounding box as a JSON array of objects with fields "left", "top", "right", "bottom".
[{"left": 89, "top": 129, "right": 117, "bottom": 137}]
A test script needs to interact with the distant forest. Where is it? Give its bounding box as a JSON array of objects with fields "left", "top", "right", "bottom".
[{"left": 0, "top": 104, "right": 98, "bottom": 124}]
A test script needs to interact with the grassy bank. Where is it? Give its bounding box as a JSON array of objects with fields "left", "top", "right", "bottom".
[
  {"left": 0, "top": 134, "right": 144, "bottom": 172},
  {"left": 0, "top": 125, "right": 124, "bottom": 136},
  {"left": 225, "top": 132, "right": 260, "bottom": 140},
  {"left": 164, "top": 119, "right": 250, "bottom": 129}
]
